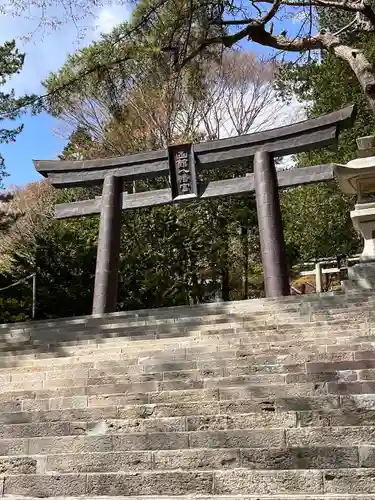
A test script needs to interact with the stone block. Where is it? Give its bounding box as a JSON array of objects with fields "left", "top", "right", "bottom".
[
  {"left": 35, "top": 386, "right": 87, "bottom": 399},
  {"left": 158, "top": 379, "right": 204, "bottom": 391},
  {"left": 11, "top": 371, "right": 45, "bottom": 382},
  {"left": 187, "top": 412, "right": 295, "bottom": 431},
  {"left": 3, "top": 474, "right": 86, "bottom": 497},
  {"left": 204, "top": 373, "right": 285, "bottom": 388},
  {"left": 45, "top": 368, "right": 90, "bottom": 380},
  {"left": 49, "top": 395, "right": 88, "bottom": 410},
  {"left": 359, "top": 369, "right": 375, "bottom": 380},
  {"left": 112, "top": 432, "right": 188, "bottom": 451},
  {"left": 0, "top": 400, "right": 23, "bottom": 413},
  {"left": 219, "top": 399, "right": 278, "bottom": 414},
  {"left": 46, "top": 451, "right": 152, "bottom": 473},
  {"left": 143, "top": 361, "right": 197, "bottom": 373},
  {"left": 189, "top": 429, "right": 285, "bottom": 449},
  {"left": 150, "top": 388, "right": 218, "bottom": 404},
  {"left": 241, "top": 446, "right": 358, "bottom": 469},
  {"left": 86, "top": 381, "right": 157, "bottom": 396},
  {"left": 88, "top": 416, "right": 186, "bottom": 434},
  {"left": 89, "top": 393, "right": 149, "bottom": 408},
  {"left": 213, "top": 469, "right": 323, "bottom": 494},
  {"left": 323, "top": 469, "right": 375, "bottom": 493},
  {"left": 0, "top": 438, "right": 28, "bottom": 456},
  {"left": 22, "top": 398, "right": 50, "bottom": 412},
  {"left": 0, "top": 457, "right": 37, "bottom": 474},
  {"left": 154, "top": 448, "right": 240, "bottom": 470},
  {"left": 43, "top": 377, "right": 87, "bottom": 389},
  {"left": 287, "top": 426, "right": 375, "bottom": 446},
  {"left": 286, "top": 372, "right": 356, "bottom": 383},
  {"left": 28, "top": 435, "right": 113, "bottom": 455},
  {"left": 299, "top": 409, "right": 375, "bottom": 427},
  {"left": 341, "top": 394, "right": 375, "bottom": 410},
  {"left": 225, "top": 363, "right": 304, "bottom": 376},
  {"left": 356, "top": 351, "right": 375, "bottom": 360},
  {"left": 86, "top": 471, "right": 213, "bottom": 495},
  {"left": 359, "top": 446, "right": 375, "bottom": 467},
  {"left": 219, "top": 383, "right": 324, "bottom": 400},
  {"left": 328, "top": 381, "right": 375, "bottom": 394},
  {"left": 0, "top": 422, "right": 71, "bottom": 439}
]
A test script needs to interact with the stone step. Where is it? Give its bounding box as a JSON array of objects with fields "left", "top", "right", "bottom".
[
  {"left": 7, "top": 345, "right": 375, "bottom": 387},
  {"left": 0, "top": 395, "right": 343, "bottom": 421},
  {"left": 4, "top": 496, "right": 375, "bottom": 500},
  {"left": 5, "top": 368, "right": 375, "bottom": 403},
  {"left": 2, "top": 426, "right": 375, "bottom": 456},
  {"left": 0, "top": 412, "right": 298, "bottom": 438},
  {"left": 3, "top": 404, "right": 375, "bottom": 429},
  {"left": 0, "top": 348, "right": 361, "bottom": 383},
  {"left": 3, "top": 469, "right": 375, "bottom": 496},
  {"left": 34, "top": 445, "right": 373, "bottom": 472},
  {"left": 3, "top": 320, "right": 369, "bottom": 360},
  {"left": 0, "top": 380, "right": 330, "bottom": 404},
  {"left": 4, "top": 312, "right": 369, "bottom": 347},
  {"left": 12, "top": 391, "right": 375, "bottom": 416},
  {"left": 3, "top": 406, "right": 375, "bottom": 439},
  {"left": 4, "top": 497, "right": 375, "bottom": 500},
  {"left": 0, "top": 329, "right": 364, "bottom": 360},
  {"left": 6, "top": 367, "right": 375, "bottom": 396},
  {"left": 2, "top": 291, "right": 371, "bottom": 332},
  {"left": 0, "top": 336, "right": 373, "bottom": 373},
  {"left": 4, "top": 374, "right": 375, "bottom": 412},
  {"left": 0, "top": 446, "right": 366, "bottom": 475},
  {"left": 7, "top": 323, "right": 373, "bottom": 352}
]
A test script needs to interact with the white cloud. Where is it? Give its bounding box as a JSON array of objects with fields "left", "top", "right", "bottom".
[
  {"left": 0, "top": 2, "right": 133, "bottom": 95},
  {"left": 97, "top": 7, "right": 126, "bottom": 33}
]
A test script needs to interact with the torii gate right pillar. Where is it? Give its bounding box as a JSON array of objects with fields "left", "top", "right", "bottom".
[
  {"left": 92, "top": 175, "right": 123, "bottom": 314},
  {"left": 254, "top": 151, "right": 290, "bottom": 297}
]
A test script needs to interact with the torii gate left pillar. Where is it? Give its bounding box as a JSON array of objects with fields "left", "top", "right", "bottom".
[{"left": 92, "top": 175, "right": 122, "bottom": 314}]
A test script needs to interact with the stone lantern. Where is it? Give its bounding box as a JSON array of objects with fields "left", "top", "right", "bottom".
[{"left": 335, "top": 136, "right": 375, "bottom": 289}]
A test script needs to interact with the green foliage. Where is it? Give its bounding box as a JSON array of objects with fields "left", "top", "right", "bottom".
[
  {"left": 0, "top": 298, "right": 29, "bottom": 324},
  {"left": 274, "top": 6, "right": 375, "bottom": 263},
  {"left": 0, "top": 40, "right": 38, "bottom": 183},
  {"left": 281, "top": 181, "right": 361, "bottom": 261}
]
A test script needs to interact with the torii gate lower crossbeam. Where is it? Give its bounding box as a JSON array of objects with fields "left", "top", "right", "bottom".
[{"left": 34, "top": 105, "right": 356, "bottom": 314}]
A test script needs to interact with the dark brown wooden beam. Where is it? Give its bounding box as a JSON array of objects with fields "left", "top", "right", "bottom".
[
  {"left": 55, "top": 163, "right": 334, "bottom": 219},
  {"left": 43, "top": 125, "right": 338, "bottom": 188},
  {"left": 34, "top": 105, "right": 355, "bottom": 188}
]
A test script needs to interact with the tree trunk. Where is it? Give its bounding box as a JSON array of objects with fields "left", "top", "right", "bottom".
[
  {"left": 241, "top": 226, "right": 249, "bottom": 300},
  {"left": 221, "top": 267, "right": 230, "bottom": 301},
  {"left": 321, "top": 33, "right": 375, "bottom": 115}
]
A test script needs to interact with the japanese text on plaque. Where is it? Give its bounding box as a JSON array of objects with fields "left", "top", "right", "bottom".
[{"left": 175, "top": 150, "right": 192, "bottom": 195}]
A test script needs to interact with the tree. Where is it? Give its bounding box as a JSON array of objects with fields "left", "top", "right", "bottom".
[
  {"left": 275, "top": 5, "right": 364, "bottom": 269},
  {"left": 18, "top": 0, "right": 375, "bottom": 120},
  {"left": 0, "top": 40, "right": 36, "bottom": 185},
  {"left": 127, "top": 0, "right": 375, "bottom": 115}
]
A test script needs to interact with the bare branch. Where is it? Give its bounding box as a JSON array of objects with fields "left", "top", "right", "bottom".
[
  {"left": 254, "top": 0, "right": 364, "bottom": 13},
  {"left": 261, "top": 0, "right": 282, "bottom": 24}
]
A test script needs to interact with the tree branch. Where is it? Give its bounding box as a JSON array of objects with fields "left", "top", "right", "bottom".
[
  {"left": 261, "top": 0, "right": 282, "bottom": 24},
  {"left": 254, "top": 0, "right": 364, "bottom": 12},
  {"left": 211, "top": 0, "right": 281, "bottom": 27}
]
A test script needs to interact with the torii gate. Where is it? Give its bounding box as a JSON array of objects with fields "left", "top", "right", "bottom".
[{"left": 34, "top": 105, "right": 356, "bottom": 314}]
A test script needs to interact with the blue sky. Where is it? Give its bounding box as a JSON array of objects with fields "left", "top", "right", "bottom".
[
  {"left": 0, "top": 2, "right": 132, "bottom": 188},
  {"left": 0, "top": 2, "right": 306, "bottom": 189}
]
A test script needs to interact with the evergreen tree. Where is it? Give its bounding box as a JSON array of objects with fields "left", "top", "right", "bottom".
[{"left": 0, "top": 40, "right": 37, "bottom": 185}]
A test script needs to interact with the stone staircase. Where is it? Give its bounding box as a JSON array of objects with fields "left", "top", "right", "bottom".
[{"left": 1, "top": 292, "right": 375, "bottom": 498}]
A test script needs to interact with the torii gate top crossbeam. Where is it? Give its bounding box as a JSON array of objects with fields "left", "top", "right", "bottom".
[{"left": 34, "top": 105, "right": 355, "bottom": 189}]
